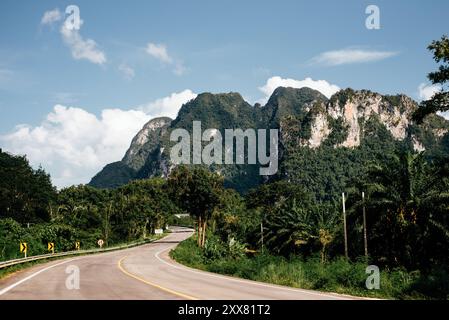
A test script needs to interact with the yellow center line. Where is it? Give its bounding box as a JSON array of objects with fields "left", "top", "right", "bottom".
[{"left": 117, "top": 255, "right": 198, "bottom": 300}]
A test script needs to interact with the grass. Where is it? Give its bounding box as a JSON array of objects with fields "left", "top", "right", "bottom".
[
  {"left": 170, "top": 237, "right": 449, "bottom": 300},
  {"left": 0, "top": 233, "right": 167, "bottom": 280}
]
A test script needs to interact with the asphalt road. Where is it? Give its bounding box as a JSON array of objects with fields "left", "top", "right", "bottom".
[{"left": 0, "top": 227, "right": 358, "bottom": 300}]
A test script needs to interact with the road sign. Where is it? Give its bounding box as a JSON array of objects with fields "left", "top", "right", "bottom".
[
  {"left": 20, "top": 242, "right": 27, "bottom": 258},
  {"left": 97, "top": 239, "right": 104, "bottom": 248},
  {"left": 155, "top": 229, "right": 163, "bottom": 235},
  {"left": 48, "top": 242, "right": 55, "bottom": 253},
  {"left": 75, "top": 241, "right": 80, "bottom": 250}
]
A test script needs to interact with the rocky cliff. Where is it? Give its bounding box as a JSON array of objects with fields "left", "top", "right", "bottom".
[{"left": 89, "top": 87, "right": 449, "bottom": 193}]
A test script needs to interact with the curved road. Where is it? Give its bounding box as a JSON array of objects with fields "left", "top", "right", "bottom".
[{"left": 0, "top": 227, "right": 357, "bottom": 300}]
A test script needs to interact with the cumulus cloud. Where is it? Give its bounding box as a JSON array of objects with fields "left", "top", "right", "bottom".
[
  {"left": 60, "top": 19, "right": 106, "bottom": 65},
  {"left": 146, "top": 42, "right": 186, "bottom": 75},
  {"left": 1, "top": 106, "right": 150, "bottom": 187},
  {"left": 310, "top": 48, "right": 398, "bottom": 66},
  {"left": 139, "top": 89, "right": 197, "bottom": 119},
  {"left": 418, "top": 83, "right": 441, "bottom": 100},
  {"left": 41, "top": 8, "right": 62, "bottom": 25},
  {"left": 0, "top": 90, "right": 197, "bottom": 188},
  {"left": 258, "top": 76, "right": 340, "bottom": 104},
  {"left": 118, "top": 63, "right": 135, "bottom": 80}
]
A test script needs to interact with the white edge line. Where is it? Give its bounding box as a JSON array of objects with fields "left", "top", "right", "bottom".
[
  {"left": 154, "top": 235, "right": 356, "bottom": 300},
  {"left": 0, "top": 236, "right": 166, "bottom": 297},
  {"left": 0, "top": 257, "right": 80, "bottom": 296}
]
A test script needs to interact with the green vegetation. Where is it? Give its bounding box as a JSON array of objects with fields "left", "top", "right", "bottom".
[
  {"left": 169, "top": 146, "right": 449, "bottom": 299},
  {"left": 171, "top": 237, "right": 448, "bottom": 299},
  {"left": 168, "top": 165, "right": 224, "bottom": 247},
  {"left": 0, "top": 149, "right": 178, "bottom": 261},
  {"left": 413, "top": 35, "right": 449, "bottom": 122}
]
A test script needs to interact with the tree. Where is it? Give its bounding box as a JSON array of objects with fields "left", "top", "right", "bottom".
[
  {"left": 168, "top": 166, "right": 223, "bottom": 247},
  {"left": 357, "top": 150, "right": 449, "bottom": 269},
  {"left": 246, "top": 180, "right": 312, "bottom": 214},
  {"left": 0, "top": 150, "right": 56, "bottom": 223},
  {"left": 413, "top": 35, "right": 449, "bottom": 123},
  {"left": 264, "top": 198, "right": 316, "bottom": 255}
]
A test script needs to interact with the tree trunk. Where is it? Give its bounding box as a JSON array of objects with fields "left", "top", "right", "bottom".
[
  {"left": 201, "top": 220, "right": 207, "bottom": 247},
  {"left": 197, "top": 216, "right": 202, "bottom": 247}
]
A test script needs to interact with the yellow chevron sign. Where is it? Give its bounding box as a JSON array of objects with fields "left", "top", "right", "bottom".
[
  {"left": 75, "top": 241, "right": 80, "bottom": 250},
  {"left": 20, "top": 242, "right": 27, "bottom": 253},
  {"left": 48, "top": 242, "right": 54, "bottom": 253}
]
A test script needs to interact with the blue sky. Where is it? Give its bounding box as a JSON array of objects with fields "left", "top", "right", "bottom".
[{"left": 0, "top": 0, "right": 448, "bottom": 187}]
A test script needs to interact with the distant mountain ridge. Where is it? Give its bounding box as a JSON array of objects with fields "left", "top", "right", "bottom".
[{"left": 89, "top": 86, "right": 449, "bottom": 194}]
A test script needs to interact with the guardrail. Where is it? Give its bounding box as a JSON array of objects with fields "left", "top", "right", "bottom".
[{"left": 0, "top": 237, "right": 159, "bottom": 270}]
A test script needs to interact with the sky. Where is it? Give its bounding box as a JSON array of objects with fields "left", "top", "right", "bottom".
[{"left": 0, "top": 0, "right": 448, "bottom": 188}]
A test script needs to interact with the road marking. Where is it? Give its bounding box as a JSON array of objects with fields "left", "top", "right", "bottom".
[
  {"left": 155, "top": 239, "right": 355, "bottom": 300},
  {"left": 117, "top": 255, "right": 198, "bottom": 300},
  {"left": 0, "top": 246, "right": 138, "bottom": 297},
  {"left": 0, "top": 258, "right": 80, "bottom": 296}
]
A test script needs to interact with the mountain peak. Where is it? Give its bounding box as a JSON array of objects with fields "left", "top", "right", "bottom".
[
  {"left": 266, "top": 86, "right": 328, "bottom": 109},
  {"left": 121, "top": 116, "right": 172, "bottom": 171},
  {"left": 262, "top": 86, "right": 328, "bottom": 126},
  {"left": 270, "top": 86, "right": 328, "bottom": 100},
  {"left": 172, "top": 91, "right": 255, "bottom": 129}
]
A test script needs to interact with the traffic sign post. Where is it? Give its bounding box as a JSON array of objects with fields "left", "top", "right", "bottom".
[
  {"left": 75, "top": 241, "right": 80, "bottom": 250},
  {"left": 48, "top": 242, "right": 55, "bottom": 254},
  {"left": 20, "top": 242, "right": 27, "bottom": 258},
  {"left": 97, "top": 239, "right": 104, "bottom": 249}
]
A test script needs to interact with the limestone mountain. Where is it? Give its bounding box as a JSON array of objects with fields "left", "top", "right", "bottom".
[{"left": 89, "top": 86, "right": 449, "bottom": 196}]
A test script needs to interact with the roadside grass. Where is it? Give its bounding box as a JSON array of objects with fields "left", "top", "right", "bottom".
[
  {"left": 0, "top": 233, "right": 167, "bottom": 280},
  {"left": 170, "top": 237, "right": 449, "bottom": 300}
]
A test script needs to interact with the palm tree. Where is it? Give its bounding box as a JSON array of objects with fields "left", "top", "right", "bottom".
[
  {"left": 264, "top": 199, "right": 316, "bottom": 255},
  {"left": 357, "top": 150, "right": 449, "bottom": 268}
]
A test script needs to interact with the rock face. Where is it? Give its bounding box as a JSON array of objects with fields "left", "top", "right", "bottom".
[
  {"left": 89, "top": 87, "right": 449, "bottom": 191},
  {"left": 299, "top": 90, "right": 418, "bottom": 149},
  {"left": 122, "top": 117, "right": 172, "bottom": 171},
  {"left": 307, "top": 112, "right": 331, "bottom": 148}
]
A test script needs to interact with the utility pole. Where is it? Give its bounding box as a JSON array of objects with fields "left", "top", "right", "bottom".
[
  {"left": 362, "top": 192, "right": 368, "bottom": 259},
  {"left": 342, "top": 193, "right": 348, "bottom": 259},
  {"left": 260, "top": 222, "right": 264, "bottom": 253}
]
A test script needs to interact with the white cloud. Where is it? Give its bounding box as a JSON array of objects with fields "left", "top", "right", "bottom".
[
  {"left": 146, "top": 43, "right": 173, "bottom": 64},
  {"left": 418, "top": 83, "right": 448, "bottom": 120},
  {"left": 139, "top": 89, "right": 197, "bottom": 119},
  {"left": 1, "top": 105, "right": 150, "bottom": 187},
  {"left": 0, "top": 90, "right": 196, "bottom": 188},
  {"left": 146, "top": 42, "right": 186, "bottom": 75},
  {"left": 258, "top": 76, "right": 340, "bottom": 104},
  {"left": 418, "top": 83, "right": 441, "bottom": 100},
  {"left": 60, "top": 20, "right": 106, "bottom": 65},
  {"left": 118, "top": 63, "right": 135, "bottom": 80},
  {"left": 310, "top": 49, "right": 398, "bottom": 66},
  {"left": 41, "top": 8, "right": 62, "bottom": 25}
]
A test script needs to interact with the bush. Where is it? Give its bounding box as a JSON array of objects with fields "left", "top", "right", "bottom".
[
  {"left": 171, "top": 238, "right": 449, "bottom": 299},
  {"left": 169, "top": 237, "right": 204, "bottom": 269},
  {"left": 204, "top": 234, "right": 227, "bottom": 261}
]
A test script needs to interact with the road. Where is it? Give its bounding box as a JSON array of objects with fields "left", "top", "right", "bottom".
[{"left": 0, "top": 227, "right": 358, "bottom": 300}]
